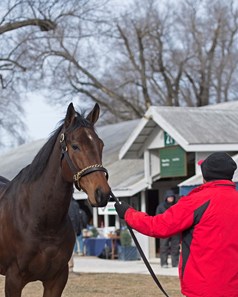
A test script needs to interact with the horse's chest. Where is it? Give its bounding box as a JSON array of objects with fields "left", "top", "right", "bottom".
[{"left": 27, "top": 245, "right": 68, "bottom": 278}]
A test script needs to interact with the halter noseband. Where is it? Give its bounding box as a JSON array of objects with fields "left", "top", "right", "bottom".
[{"left": 60, "top": 133, "right": 108, "bottom": 190}]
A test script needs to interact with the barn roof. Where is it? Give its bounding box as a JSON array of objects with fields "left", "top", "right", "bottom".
[{"left": 119, "top": 106, "right": 238, "bottom": 159}]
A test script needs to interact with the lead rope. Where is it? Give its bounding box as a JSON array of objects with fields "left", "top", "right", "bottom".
[{"left": 111, "top": 193, "right": 170, "bottom": 297}]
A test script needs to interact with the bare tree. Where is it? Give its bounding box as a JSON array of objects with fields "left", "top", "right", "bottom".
[
  {"left": 37, "top": 0, "right": 238, "bottom": 123},
  {"left": 17, "top": 0, "right": 116, "bottom": 122},
  {"left": 0, "top": 0, "right": 110, "bottom": 147},
  {"left": 0, "top": 0, "right": 56, "bottom": 148},
  {"left": 2, "top": 0, "right": 238, "bottom": 141},
  {"left": 177, "top": 0, "right": 238, "bottom": 106},
  {"left": 104, "top": 0, "right": 238, "bottom": 112},
  {"left": 30, "top": 0, "right": 182, "bottom": 122}
]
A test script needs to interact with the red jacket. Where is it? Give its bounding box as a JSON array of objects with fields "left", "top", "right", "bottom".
[{"left": 124, "top": 180, "right": 238, "bottom": 297}]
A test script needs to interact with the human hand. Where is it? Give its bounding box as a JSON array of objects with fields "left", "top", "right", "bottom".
[{"left": 114, "top": 201, "right": 131, "bottom": 219}]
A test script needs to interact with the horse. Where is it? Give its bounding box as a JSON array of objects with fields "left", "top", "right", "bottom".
[{"left": 0, "top": 102, "right": 111, "bottom": 297}]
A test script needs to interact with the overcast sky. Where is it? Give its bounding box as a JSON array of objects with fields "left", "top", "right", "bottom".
[
  {"left": 25, "top": 94, "right": 64, "bottom": 141},
  {"left": 24, "top": 91, "right": 96, "bottom": 142},
  {"left": 24, "top": 93, "right": 90, "bottom": 141}
]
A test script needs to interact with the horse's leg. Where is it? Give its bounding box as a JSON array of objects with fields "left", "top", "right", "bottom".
[
  {"left": 5, "top": 266, "right": 24, "bottom": 297},
  {"left": 42, "top": 266, "right": 69, "bottom": 297}
]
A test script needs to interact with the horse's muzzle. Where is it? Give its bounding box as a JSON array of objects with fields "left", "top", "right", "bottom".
[{"left": 96, "top": 188, "right": 110, "bottom": 207}]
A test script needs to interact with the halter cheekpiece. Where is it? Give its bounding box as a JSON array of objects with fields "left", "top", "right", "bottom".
[{"left": 60, "top": 133, "right": 108, "bottom": 190}]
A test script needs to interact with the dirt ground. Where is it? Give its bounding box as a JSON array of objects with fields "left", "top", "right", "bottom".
[{"left": 0, "top": 272, "right": 183, "bottom": 297}]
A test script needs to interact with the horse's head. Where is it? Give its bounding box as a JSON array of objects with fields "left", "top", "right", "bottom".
[{"left": 60, "top": 103, "right": 111, "bottom": 207}]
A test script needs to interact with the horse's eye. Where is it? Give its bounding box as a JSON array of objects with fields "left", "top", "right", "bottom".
[{"left": 71, "top": 144, "right": 80, "bottom": 151}]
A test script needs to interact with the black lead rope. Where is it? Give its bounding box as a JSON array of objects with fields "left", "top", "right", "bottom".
[
  {"left": 111, "top": 193, "right": 170, "bottom": 297},
  {"left": 126, "top": 225, "right": 170, "bottom": 297}
]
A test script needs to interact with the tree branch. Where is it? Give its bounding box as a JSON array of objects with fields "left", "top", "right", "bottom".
[{"left": 0, "top": 18, "right": 56, "bottom": 35}]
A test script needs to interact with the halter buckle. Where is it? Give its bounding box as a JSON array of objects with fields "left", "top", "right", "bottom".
[{"left": 60, "top": 133, "right": 65, "bottom": 143}]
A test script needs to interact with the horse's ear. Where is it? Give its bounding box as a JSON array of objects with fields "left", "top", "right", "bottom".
[
  {"left": 86, "top": 103, "right": 100, "bottom": 125},
  {"left": 65, "top": 103, "right": 76, "bottom": 128}
]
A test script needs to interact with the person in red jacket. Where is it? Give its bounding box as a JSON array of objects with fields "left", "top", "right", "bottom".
[{"left": 115, "top": 152, "right": 238, "bottom": 297}]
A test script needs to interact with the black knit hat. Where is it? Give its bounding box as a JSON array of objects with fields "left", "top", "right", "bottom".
[{"left": 199, "top": 152, "right": 237, "bottom": 181}]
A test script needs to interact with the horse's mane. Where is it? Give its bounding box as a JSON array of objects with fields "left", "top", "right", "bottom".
[{"left": 20, "top": 109, "right": 94, "bottom": 183}]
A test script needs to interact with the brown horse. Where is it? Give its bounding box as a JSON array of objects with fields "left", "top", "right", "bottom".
[{"left": 0, "top": 103, "right": 111, "bottom": 297}]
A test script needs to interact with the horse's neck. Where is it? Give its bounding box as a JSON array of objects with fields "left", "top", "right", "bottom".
[{"left": 29, "top": 148, "right": 73, "bottom": 230}]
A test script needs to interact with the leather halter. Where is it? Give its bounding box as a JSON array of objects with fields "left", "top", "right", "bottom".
[{"left": 60, "top": 133, "right": 108, "bottom": 190}]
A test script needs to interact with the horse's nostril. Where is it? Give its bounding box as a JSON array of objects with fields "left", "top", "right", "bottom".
[
  {"left": 95, "top": 188, "right": 103, "bottom": 204},
  {"left": 95, "top": 188, "right": 109, "bottom": 207}
]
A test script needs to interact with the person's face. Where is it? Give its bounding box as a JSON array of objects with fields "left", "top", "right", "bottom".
[{"left": 167, "top": 196, "right": 174, "bottom": 203}]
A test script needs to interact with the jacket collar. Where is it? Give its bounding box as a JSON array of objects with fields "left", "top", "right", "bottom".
[{"left": 189, "top": 180, "right": 236, "bottom": 195}]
